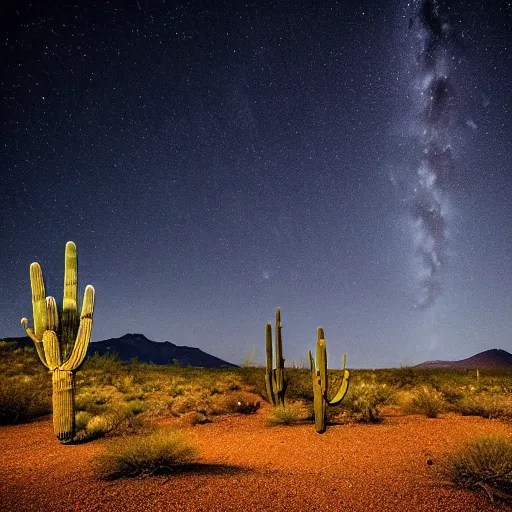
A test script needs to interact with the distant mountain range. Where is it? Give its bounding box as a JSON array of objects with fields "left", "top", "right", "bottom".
[
  {"left": 415, "top": 349, "right": 512, "bottom": 370},
  {"left": 2, "top": 333, "right": 237, "bottom": 368}
]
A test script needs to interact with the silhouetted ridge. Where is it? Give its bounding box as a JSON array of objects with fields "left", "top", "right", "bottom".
[
  {"left": 2, "top": 333, "right": 236, "bottom": 368},
  {"left": 416, "top": 349, "right": 512, "bottom": 369}
]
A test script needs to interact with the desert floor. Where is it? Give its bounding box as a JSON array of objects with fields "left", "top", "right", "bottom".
[{"left": 1, "top": 406, "right": 511, "bottom": 512}]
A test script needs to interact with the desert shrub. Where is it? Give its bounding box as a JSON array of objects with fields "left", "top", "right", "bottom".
[
  {"left": 114, "top": 375, "right": 135, "bottom": 393},
  {"left": 240, "top": 346, "right": 259, "bottom": 368},
  {"left": 282, "top": 369, "right": 313, "bottom": 402},
  {"left": 387, "top": 365, "right": 417, "bottom": 388},
  {"left": 224, "top": 395, "right": 261, "bottom": 414},
  {"left": 93, "top": 430, "right": 198, "bottom": 479},
  {"left": 124, "top": 400, "right": 147, "bottom": 415},
  {"left": 82, "top": 353, "right": 125, "bottom": 374},
  {"left": 83, "top": 405, "right": 149, "bottom": 440},
  {"left": 456, "top": 394, "right": 512, "bottom": 420},
  {"left": 85, "top": 414, "right": 116, "bottom": 439},
  {"left": 266, "top": 401, "right": 308, "bottom": 426},
  {"left": 343, "top": 382, "right": 392, "bottom": 423},
  {"left": 168, "top": 379, "right": 185, "bottom": 398},
  {"left": 75, "top": 410, "right": 92, "bottom": 431},
  {"left": 405, "top": 385, "right": 446, "bottom": 418},
  {"left": 0, "top": 375, "right": 51, "bottom": 424},
  {"left": 238, "top": 367, "right": 266, "bottom": 398},
  {"left": 444, "top": 436, "right": 512, "bottom": 503},
  {"left": 190, "top": 412, "right": 210, "bottom": 425},
  {"left": 141, "top": 382, "right": 162, "bottom": 393},
  {"left": 75, "top": 391, "right": 110, "bottom": 415},
  {"left": 123, "top": 391, "right": 145, "bottom": 402}
]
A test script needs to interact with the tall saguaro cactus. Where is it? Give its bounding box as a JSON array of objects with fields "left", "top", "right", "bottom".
[
  {"left": 265, "top": 307, "right": 287, "bottom": 406},
  {"left": 308, "top": 327, "right": 349, "bottom": 434},
  {"left": 21, "top": 241, "right": 95, "bottom": 443}
]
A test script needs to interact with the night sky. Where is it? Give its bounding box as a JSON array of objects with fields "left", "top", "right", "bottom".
[{"left": 1, "top": 0, "right": 511, "bottom": 368}]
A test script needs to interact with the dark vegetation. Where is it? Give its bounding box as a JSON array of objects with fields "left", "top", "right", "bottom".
[
  {"left": 2, "top": 341, "right": 511, "bottom": 430},
  {"left": 2, "top": 340, "right": 512, "bottom": 494}
]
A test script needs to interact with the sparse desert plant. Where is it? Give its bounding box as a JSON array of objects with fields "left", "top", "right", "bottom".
[
  {"left": 405, "top": 385, "right": 446, "bottom": 418},
  {"left": 85, "top": 414, "right": 116, "bottom": 439},
  {"left": 124, "top": 400, "right": 147, "bottom": 416},
  {"left": 0, "top": 375, "right": 52, "bottom": 424},
  {"left": 169, "top": 379, "right": 185, "bottom": 397},
  {"left": 241, "top": 345, "right": 259, "bottom": 368},
  {"left": 83, "top": 405, "right": 148, "bottom": 440},
  {"left": 75, "top": 410, "right": 92, "bottom": 431},
  {"left": 190, "top": 412, "right": 210, "bottom": 425},
  {"left": 344, "top": 382, "right": 390, "bottom": 423},
  {"left": 456, "top": 393, "right": 512, "bottom": 419},
  {"left": 93, "top": 430, "right": 198, "bottom": 479},
  {"left": 20, "top": 241, "right": 95, "bottom": 443},
  {"left": 224, "top": 394, "right": 261, "bottom": 414},
  {"left": 444, "top": 436, "right": 512, "bottom": 503},
  {"left": 266, "top": 401, "right": 308, "bottom": 426}
]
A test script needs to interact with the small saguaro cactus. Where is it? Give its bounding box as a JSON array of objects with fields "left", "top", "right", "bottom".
[
  {"left": 265, "top": 307, "right": 287, "bottom": 406},
  {"left": 308, "top": 327, "right": 350, "bottom": 434},
  {"left": 21, "top": 241, "right": 95, "bottom": 443}
]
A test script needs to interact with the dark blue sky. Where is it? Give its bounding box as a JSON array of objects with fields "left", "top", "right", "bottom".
[{"left": 1, "top": 0, "right": 511, "bottom": 367}]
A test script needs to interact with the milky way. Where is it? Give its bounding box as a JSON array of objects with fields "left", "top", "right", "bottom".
[{"left": 408, "top": 0, "right": 457, "bottom": 309}]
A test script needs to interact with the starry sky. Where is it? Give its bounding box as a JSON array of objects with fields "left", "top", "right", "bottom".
[{"left": 1, "top": 0, "right": 511, "bottom": 368}]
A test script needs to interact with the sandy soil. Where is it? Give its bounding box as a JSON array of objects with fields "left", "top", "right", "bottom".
[{"left": 1, "top": 406, "right": 511, "bottom": 512}]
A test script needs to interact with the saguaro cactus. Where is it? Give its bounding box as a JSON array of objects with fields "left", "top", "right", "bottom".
[
  {"left": 308, "top": 327, "right": 349, "bottom": 433},
  {"left": 21, "top": 241, "right": 95, "bottom": 443},
  {"left": 265, "top": 307, "right": 287, "bottom": 406}
]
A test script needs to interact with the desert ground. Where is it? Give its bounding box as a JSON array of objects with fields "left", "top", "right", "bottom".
[{"left": 2, "top": 404, "right": 511, "bottom": 512}]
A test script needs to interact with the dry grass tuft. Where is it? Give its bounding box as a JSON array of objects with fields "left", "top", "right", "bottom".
[
  {"left": 93, "top": 430, "right": 198, "bottom": 479},
  {"left": 443, "top": 436, "right": 512, "bottom": 503}
]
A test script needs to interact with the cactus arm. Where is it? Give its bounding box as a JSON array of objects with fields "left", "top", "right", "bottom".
[
  {"left": 42, "top": 330, "right": 62, "bottom": 370},
  {"left": 61, "top": 241, "right": 78, "bottom": 360},
  {"left": 61, "top": 285, "right": 94, "bottom": 371},
  {"left": 276, "top": 308, "right": 284, "bottom": 369},
  {"left": 46, "top": 297, "right": 59, "bottom": 332},
  {"left": 21, "top": 318, "right": 49, "bottom": 368},
  {"left": 327, "top": 353, "right": 350, "bottom": 405},
  {"left": 327, "top": 369, "right": 350, "bottom": 406},
  {"left": 30, "top": 262, "right": 48, "bottom": 338}
]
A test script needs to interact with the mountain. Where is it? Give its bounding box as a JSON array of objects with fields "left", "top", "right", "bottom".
[
  {"left": 416, "top": 349, "right": 512, "bottom": 370},
  {"left": 1, "top": 333, "right": 237, "bottom": 368}
]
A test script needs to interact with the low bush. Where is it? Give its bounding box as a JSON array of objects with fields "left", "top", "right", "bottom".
[
  {"left": 456, "top": 394, "right": 512, "bottom": 420},
  {"left": 93, "top": 430, "right": 198, "bottom": 479},
  {"left": 266, "top": 401, "right": 308, "bottom": 426},
  {"left": 224, "top": 395, "right": 261, "bottom": 414},
  {"left": 343, "top": 382, "right": 392, "bottom": 423},
  {"left": 75, "top": 410, "right": 92, "bottom": 432},
  {"left": 405, "top": 386, "right": 446, "bottom": 418},
  {"left": 444, "top": 436, "right": 512, "bottom": 503},
  {"left": 0, "top": 375, "right": 51, "bottom": 424}
]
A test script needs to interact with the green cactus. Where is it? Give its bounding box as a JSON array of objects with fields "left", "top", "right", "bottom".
[
  {"left": 308, "top": 327, "right": 349, "bottom": 433},
  {"left": 265, "top": 307, "right": 287, "bottom": 406},
  {"left": 21, "top": 241, "right": 95, "bottom": 443}
]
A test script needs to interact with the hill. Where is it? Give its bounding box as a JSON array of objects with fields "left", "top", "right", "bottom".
[
  {"left": 416, "top": 348, "right": 512, "bottom": 370},
  {"left": 1, "top": 333, "right": 237, "bottom": 368}
]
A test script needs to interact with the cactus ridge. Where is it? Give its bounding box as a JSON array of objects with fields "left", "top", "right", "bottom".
[
  {"left": 265, "top": 307, "right": 287, "bottom": 406},
  {"left": 309, "top": 327, "right": 350, "bottom": 434},
  {"left": 21, "top": 241, "right": 95, "bottom": 443}
]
